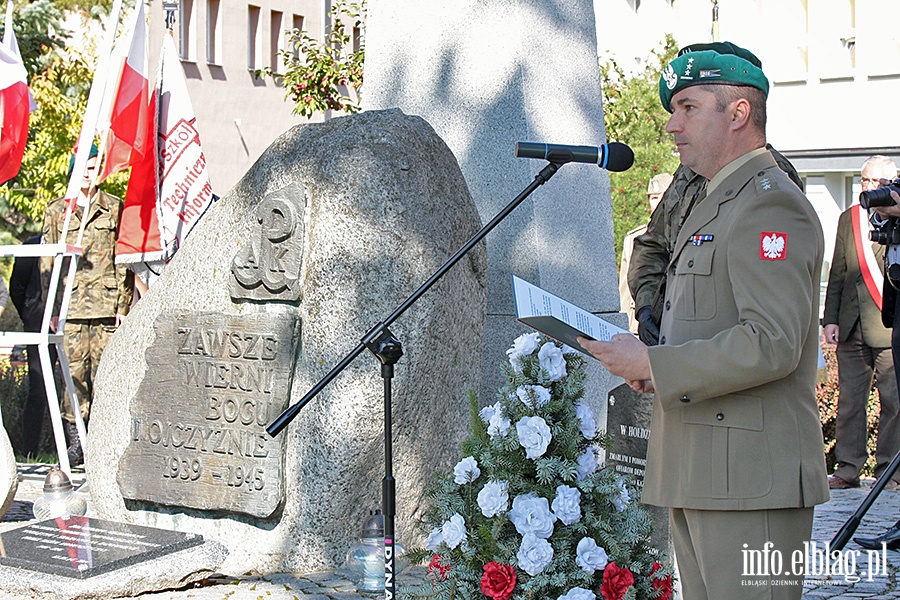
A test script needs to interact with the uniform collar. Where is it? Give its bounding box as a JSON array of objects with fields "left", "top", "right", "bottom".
[
  {"left": 668, "top": 150, "right": 778, "bottom": 268},
  {"left": 707, "top": 147, "right": 768, "bottom": 196}
]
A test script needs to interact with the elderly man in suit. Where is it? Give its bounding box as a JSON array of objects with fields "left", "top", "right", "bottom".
[
  {"left": 824, "top": 155, "right": 900, "bottom": 490},
  {"left": 580, "top": 42, "right": 828, "bottom": 599}
]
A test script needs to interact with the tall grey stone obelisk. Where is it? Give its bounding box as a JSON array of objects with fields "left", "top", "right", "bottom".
[{"left": 362, "top": 0, "right": 622, "bottom": 412}]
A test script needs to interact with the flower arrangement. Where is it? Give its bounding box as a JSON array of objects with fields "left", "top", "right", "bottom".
[{"left": 403, "top": 333, "right": 673, "bottom": 600}]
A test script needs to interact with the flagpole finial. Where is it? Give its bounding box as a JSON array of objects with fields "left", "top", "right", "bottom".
[{"left": 163, "top": 0, "right": 178, "bottom": 31}]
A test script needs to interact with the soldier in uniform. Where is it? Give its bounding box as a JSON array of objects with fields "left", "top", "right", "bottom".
[
  {"left": 618, "top": 173, "right": 671, "bottom": 333},
  {"left": 580, "top": 42, "right": 828, "bottom": 598},
  {"left": 41, "top": 145, "right": 134, "bottom": 465},
  {"left": 628, "top": 43, "right": 803, "bottom": 346}
]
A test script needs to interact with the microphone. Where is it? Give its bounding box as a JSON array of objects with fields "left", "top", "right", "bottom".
[{"left": 516, "top": 141, "right": 634, "bottom": 172}]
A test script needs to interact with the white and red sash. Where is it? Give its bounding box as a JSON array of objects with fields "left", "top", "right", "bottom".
[{"left": 851, "top": 204, "right": 884, "bottom": 310}]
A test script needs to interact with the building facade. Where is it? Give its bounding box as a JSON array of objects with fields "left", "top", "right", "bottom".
[
  {"left": 145, "top": 0, "right": 332, "bottom": 196},
  {"left": 595, "top": 0, "right": 900, "bottom": 282},
  {"left": 146, "top": 0, "right": 900, "bottom": 283}
]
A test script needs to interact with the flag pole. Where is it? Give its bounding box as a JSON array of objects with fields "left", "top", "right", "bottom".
[{"left": 63, "top": 0, "right": 124, "bottom": 237}]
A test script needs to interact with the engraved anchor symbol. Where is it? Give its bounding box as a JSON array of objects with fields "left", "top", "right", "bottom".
[{"left": 232, "top": 196, "right": 299, "bottom": 295}]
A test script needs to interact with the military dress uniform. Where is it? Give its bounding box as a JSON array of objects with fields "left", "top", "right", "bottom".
[
  {"left": 644, "top": 149, "right": 829, "bottom": 598},
  {"left": 640, "top": 43, "right": 830, "bottom": 600},
  {"left": 42, "top": 191, "right": 134, "bottom": 425},
  {"left": 628, "top": 147, "right": 802, "bottom": 345}
]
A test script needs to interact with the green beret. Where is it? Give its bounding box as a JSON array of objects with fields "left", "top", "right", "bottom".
[
  {"left": 659, "top": 46, "right": 769, "bottom": 113},
  {"left": 676, "top": 42, "right": 762, "bottom": 68},
  {"left": 68, "top": 142, "right": 99, "bottom": 176}
]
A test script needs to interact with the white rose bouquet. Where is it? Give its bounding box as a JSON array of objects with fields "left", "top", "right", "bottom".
[{"left": 404, "top": 335, "right": 673, "bottom": 600}]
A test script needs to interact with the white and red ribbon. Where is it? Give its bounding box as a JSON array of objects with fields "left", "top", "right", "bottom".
[{"left": 852, "top": 204, "right": 884, "bottom": 310}]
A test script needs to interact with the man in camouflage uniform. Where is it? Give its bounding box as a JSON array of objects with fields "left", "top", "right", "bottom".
[
  {"left": 42, "top": 148, "right": 134, "bottom": 465},
  {"left": 627, "top": 45, "right": 803, "bottom": 345}
]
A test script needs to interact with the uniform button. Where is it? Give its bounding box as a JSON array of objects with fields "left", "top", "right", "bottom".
[
  {"left": 660, "top": 336, "right": 666, "bottom": 344},
  {"left": 680, "top": 395, "right": 690, "bottom": 403},
  {"left": 688, "top": 259, "right": 694, "bottom": 268},
  {"left": 665, "top": 301, "right": 671, "bottom": 311},
  {"left": 716, "top": 412, "right": 724, "bottom": 421}
]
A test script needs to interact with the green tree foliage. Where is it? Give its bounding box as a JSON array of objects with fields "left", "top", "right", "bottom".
[
  {"left": 256, "top": 0, "right": 365, "bottom": 118},
  {"left": 601, "top": 36, "right": 680, "bottom": 264},
  {"left": 6, "top": 0, "right": 66, "bottom": 76},
  {"left": 0, "top": 2, "right": 127, "bottom": 240}
]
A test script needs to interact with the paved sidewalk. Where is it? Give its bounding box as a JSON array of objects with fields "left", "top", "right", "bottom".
[{"left": 4, "top": 464, "right": 900, "bottom": 598}]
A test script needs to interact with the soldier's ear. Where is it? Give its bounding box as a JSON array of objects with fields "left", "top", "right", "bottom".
[{"left": 730, "top": 98, "right": 751, "bottom": 131}]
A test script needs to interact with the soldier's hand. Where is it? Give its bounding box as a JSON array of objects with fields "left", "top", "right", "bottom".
[
  {"left": 636, "top": 306, "right": 660, "bottom": 346},
  {"left": 578, "top": 334, "right": 651, "bottom": 383},
  {"left": 823, "top": 324, "right": 839, "bottom": 346}
]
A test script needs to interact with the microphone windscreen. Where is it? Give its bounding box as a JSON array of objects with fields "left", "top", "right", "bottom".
[{"left": 605, "top": 142, "right": 635, "bottom": 172}]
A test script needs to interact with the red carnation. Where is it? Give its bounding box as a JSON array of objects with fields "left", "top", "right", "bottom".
[
  {"left": 428, "top": 554, "right": 451, "bottom": 581},
  {"left": 650, "top": 561, "right": 673, "bottom": 600},
  {"left": 480, "top": 561, "right": 517, "bottom": 600},
  {"left": 600, "top": 562, "right": 635, "bottom": 600}
]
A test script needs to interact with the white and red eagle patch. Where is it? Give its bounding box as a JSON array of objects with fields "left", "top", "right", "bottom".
[{"left": 760, "top": 232, "right": 787, "bottom": 260}]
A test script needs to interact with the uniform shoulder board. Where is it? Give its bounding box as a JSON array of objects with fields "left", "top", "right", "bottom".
[{"left": 754, "top": 169, "right": 781, "bottom": 195}]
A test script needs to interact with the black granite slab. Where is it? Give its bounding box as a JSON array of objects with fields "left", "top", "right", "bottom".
[{"left": 0, "top": 516, "right": 204, "bottom": 578}]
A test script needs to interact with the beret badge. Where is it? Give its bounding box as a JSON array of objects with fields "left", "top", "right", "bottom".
[{"left": 662, "top": 64, "right": 677, "bottom": 91}]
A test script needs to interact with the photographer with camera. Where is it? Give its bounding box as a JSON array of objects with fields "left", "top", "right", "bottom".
[
  {"left": 823, "top": 156, "right": 900, "bottom": 491},
  {"left": 853, "top": 169, "right": 900, "bottom": 549}
]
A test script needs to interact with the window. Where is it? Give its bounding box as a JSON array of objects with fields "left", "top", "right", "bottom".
[
  {"left": 270, "top": 10, "right": 284, "bottom": 73},
  {"left": 857, "top": 0, "right": 900, "bottom": 76},
  {"left": 206, "top": 0, "right": 222, "bottom": 65},
  {"left": 248, "top": 5, "right": 262, "bottom": 70},
  {"left": 291, "top": 15, "right": 304, "bottom": 61},
  {"left": 179, "top": 0, "right": 197, "bottom": 62},
  {"left": 846, "top": 174, "right": 860, "bottom": 211},
  {"left": 761, "top": 0, "right": 809, "bottom": 82},
  {"left": 810, "top": 0, "right": 855, "bottom": 79}
]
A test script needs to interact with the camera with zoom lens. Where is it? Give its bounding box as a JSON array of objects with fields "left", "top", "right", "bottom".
[
  {"left": 860, "top": 177, "right": 900, "bottom": 209},
  {"left": 870, "top": 219, "right": 900, "bottom": 246}
]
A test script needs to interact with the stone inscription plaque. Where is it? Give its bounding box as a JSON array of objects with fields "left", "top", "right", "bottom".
[
  {"left": 606, "top": 382, "right": 652, "bottom": 487},
  {"left": 0, "top": 516, "right": 203, "bottom": 578},
  {"left": 606, "top": 382, "right": 669, "bottom": 554},
  {"left": 118, "top": 312, "right": 300, "bottom": 518}
]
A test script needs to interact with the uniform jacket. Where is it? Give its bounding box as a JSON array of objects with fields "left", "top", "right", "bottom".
[
  {"left": 823, "top": 206, "right": 891, "bottom": 348},
  {"left": 41, "top": 191, "right": 134, "bottom": 319},
  {"left": 644, "top": 151, "right": 829, "bottom": 511},
  {"left": 628, "top": 145, "right": 803, "bottom": 316},
  {"left": 619, "top": 223, "right": 648, "bottom": 332},
  {"left": 628, "top": 163, "right": 704, "bottom": 313}
]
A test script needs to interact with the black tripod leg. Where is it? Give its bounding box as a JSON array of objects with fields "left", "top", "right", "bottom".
[{"left": 831, "top": 447, "right": 900, "bottom": 550}]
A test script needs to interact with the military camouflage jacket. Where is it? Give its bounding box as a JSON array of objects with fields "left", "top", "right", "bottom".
[{"left": 42, "top": 190, "right": 134, "bottom": 319}]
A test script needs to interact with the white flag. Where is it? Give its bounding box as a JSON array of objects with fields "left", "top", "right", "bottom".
[{"left": 156, "top": 33, "right": 215, "bottom": 259}]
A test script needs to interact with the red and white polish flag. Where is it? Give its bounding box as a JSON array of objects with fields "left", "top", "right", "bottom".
[
  {"left": 98, "top": 0, "right": 152, "bottom": 182},
  {"left": 115, "top": 32, "right": 214, "bottom": 269},
  {"left": 0, "top": 0, "right": 31, "bottom": 185}
]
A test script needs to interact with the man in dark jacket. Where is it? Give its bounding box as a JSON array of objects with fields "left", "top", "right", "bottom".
[{"left": 10, "top": 234, "right": 54, "bottom": 457}]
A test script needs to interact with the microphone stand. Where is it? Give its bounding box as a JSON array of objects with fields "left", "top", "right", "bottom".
[
  {"left": 831, "top": 448, "right": 900, "bottom": 550},
  {"left": 267, "top": 158, "right": 569, "bottom": 599}
]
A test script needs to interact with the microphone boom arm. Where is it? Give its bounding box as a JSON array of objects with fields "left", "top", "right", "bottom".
[{"left": 266, "top": 159, "right": 566, "bottom": 437}]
